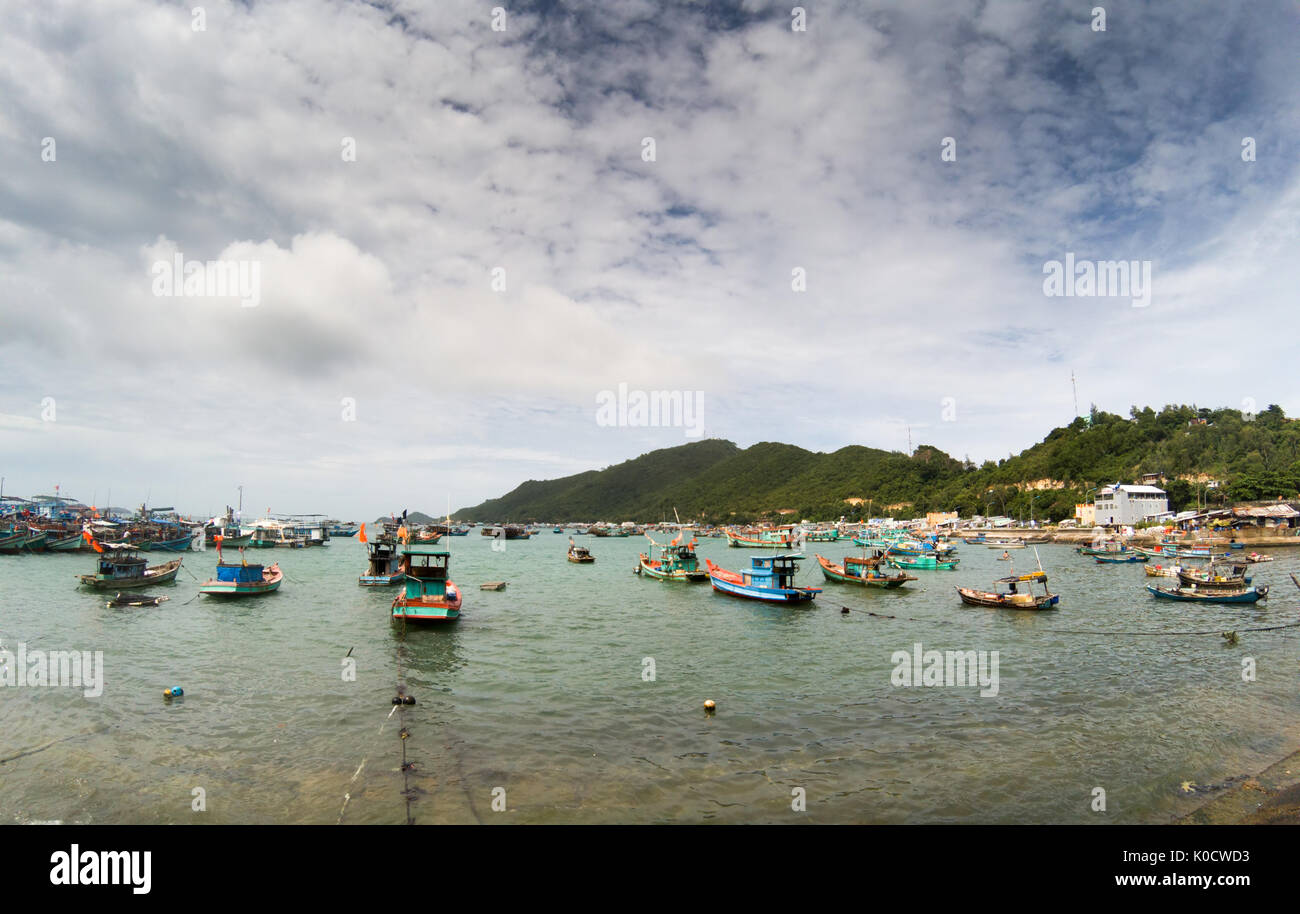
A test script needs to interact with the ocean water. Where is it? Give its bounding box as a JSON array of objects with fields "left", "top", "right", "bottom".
[{"left": 2, "top": 536, "right": 1298, "bottom": 824}]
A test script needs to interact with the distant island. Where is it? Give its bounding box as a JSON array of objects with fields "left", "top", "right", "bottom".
[{"left": 454, "top": 403, "right": 1300, "bottom": 524}]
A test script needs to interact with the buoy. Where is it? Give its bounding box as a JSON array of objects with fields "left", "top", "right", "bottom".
[
  {"left": 392, "top": 696, "right": 403, "bottom": 705},
  {"left": 163, "top": 690, "right": 173, "bottom": 700},
  {"left": 170, "top": 686, "right": 183, "bottom": 697},
  {"left": 841, "top": 607, "right": 850, "bottom": 614},
  {"left": 703, "top": 699, "right": 716, "bottom": 713},
  {"left": 403, "top": 695, "right": 416, "bottom": 705}
]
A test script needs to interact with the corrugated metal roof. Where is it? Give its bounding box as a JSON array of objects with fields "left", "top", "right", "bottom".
[{"left": 1232, "top": 504, "right": 1300, "bottom": 518}]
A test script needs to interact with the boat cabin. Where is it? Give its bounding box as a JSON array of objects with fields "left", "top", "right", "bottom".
[
  {"left": 400, "top": 546, "right": 451, "bottom": 581},
  {"left": 842, "top": 554, "right": 883, "bottom": 577},
  {"left": 215, "top": 562, "right": 265, "bottom": 583},
  {"left": 744, "top": 554, "right": 804, "bottom": 589},
  {"left": 95, "top": 550, "right": 147, "bottom": 579},
  {"left": 367, "top": 540, "right": 400, "bottom": 574}
]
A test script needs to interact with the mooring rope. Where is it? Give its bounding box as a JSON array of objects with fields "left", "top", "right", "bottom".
[{"left": 394, "top": 618, "right": 417, "bottom": 825}]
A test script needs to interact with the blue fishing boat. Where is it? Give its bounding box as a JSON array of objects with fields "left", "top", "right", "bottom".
[
  {"left": 1094, "top": 553, "right": 1144, "bottom": 564},
  {"left": 704, "top": 555, "right": 820, "bottom": 603},
  {"left": 1146, "top": 584, "right": 1268, "bottom": 604}
]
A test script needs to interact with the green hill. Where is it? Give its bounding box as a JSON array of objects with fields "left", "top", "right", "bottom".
[{"left": 455, "top": 404, "right": 1300, "bottom": 523}]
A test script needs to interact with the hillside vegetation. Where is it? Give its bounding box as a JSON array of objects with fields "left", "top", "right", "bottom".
[{"left": 454, "top": 404, "right": 1300, "bottom": 523}]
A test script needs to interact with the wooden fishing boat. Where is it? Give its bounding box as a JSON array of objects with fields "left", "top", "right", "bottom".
[
  {"left": 815, "top": 554, "right": 915, "bottom": 588},
  {"left": 481, "top": 524, "right": 529, "bottom": 540},
  {"left": 359, "top": 534, "right": 405, "bottom": 586},
  {"left": 0, "top": 527, "right": 44, "bottom": 553},
  {"left": 106, "top": 593, "right": 170, "bottom": 607},
  {"left": 886, "top": 551, "right": 959, "bottom": 570},
  {"left": 1177, "top": 565, "right": 1251, "bottom": 589},
  {"left": 725, "top": 527, "right": 796, "bottom": 549},
  {"left": 705, "top": 555, "right": 820, "bottom": 603},
  {"left": 1143, "top": 563, "right": 1181, "bottom": 578},
  {"left": 391, "top": 545, "right": 462, "bottom": 622},
  {"left": 1146, "top": 584, "right": 1268, "bottom": 604},
  {"left": 20, "top": 530, "right": 48, "bottom": 551},
  {"left": 802, "top": 528, "right": 840, "bottom": 542},
  {"left": 1094, "top": 553, "right": 1144, "bottom": 564},
  {"left": 957, "top": 571, "right": 1059, "bottom": 610},
  {"left": 567, "top": 539, "right": 595, "bottom": 563},
  {"left": 480, "top": 581, "right": 508, "bottom": 591},
  {"left": 199, "top": 560, "right": 283, "bottom": 597},
  {"left": 637, "top": 536, "right": 708, "bottom": 582},
  {"left": 148, "top": 533, "right": 196, "bottom": 552},
  {"left": 1242, "top": 552, "right": 1273, "bottom": 563},
  {"left": 962, "top": 535, "right": 988, "bottom": 545},
  {"left": 42, "top": 531, "right": 86, "bottom": 551},
  {"left": 1077, "top": 542, "right": 1135, "bottom": 557},
  {"left": 988, "top": 542, "right": 1025, "bottom": 549},
  {"left": 77, "top": 547, "right": 183, "bottom": 590}
]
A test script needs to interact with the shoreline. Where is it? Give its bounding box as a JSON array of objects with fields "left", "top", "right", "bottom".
[
  {"left": 954, "top": 527, "right": 1300, "bottom": 548},
  {"left": 1179, "top": 745, "right": 1300, "bottom": 824}
]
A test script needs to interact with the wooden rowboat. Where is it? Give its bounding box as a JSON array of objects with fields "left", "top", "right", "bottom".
[
  {"left": 106, "top": 593, "right": 170, "bottom": 607},
  {"left": 1146, "top": 584, "right": 1268, "bottom": 604},
  {"left": 957, "top": 571, "right": 1059, "bottom": 610}
]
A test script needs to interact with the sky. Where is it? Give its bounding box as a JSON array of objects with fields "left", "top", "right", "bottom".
[{"left": 1, "top": 0, "right": 1297, "bottom": 520}]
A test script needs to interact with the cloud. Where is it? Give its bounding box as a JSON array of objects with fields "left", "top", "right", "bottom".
[{"left": 1, "top": 0, "right": 1297, "bottom": 513}]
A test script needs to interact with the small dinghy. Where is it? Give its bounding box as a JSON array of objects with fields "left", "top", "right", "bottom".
[{"left": 106, "top": 592, "right": 170, "bottom": 607}]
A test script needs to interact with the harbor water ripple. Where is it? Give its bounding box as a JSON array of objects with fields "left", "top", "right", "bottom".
[{"left": 3, "top": 538, "right": 1298, "bottom": 823}]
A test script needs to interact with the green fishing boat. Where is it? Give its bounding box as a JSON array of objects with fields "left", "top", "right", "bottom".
[{"left": 636, "top": 535, "right": 708, "bottom": 582}]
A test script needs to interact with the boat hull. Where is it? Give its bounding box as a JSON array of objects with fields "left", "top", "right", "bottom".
[
  {"left": 887, "top": 556, "right": 959, "bottom": 570},
  {"left": 725, "top": 533, "right": 794, "bottom": 549},
  {"left": 637, "top": 555, "right": 708, "bottom": 582},
  {"left": 956, "top": 586, "right": 1059, "bottom": 610},
  {"left": 1146, "top": 584, "right": 1267, "bottom": 604},
  {"left": 199, "top": 565, "right": 283, "bottom": 597},
  {"left": 815, "top": 555, "right": 914, "bottom": 588},
  {"left": 709, "top": 575, "right": 819, "bottom": 602},
  {"left": 392, "top": 585, "right": 462, "bottom": 622},
  {"left": 359, "top": 573, "right": 406, "bottom": 586}
]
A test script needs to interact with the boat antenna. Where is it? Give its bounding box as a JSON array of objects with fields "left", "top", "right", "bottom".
[{"left": 1034, "top": 546, "right": 1044, "bottom": 574}]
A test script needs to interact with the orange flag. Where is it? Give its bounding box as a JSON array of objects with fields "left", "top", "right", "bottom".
[{"left": 358, "top": 523, "right": 367, "bottom": 544}]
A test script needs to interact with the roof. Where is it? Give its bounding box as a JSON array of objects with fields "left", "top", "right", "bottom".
[
  {"left": 400, "top": 545, "right": 450, "bottom": 555},
  {"left": 1232, "top": 505, "right": 1300, "bottom": 518},
  {"left": 1101, "top": 484, "right": 1166, "bottom": 494}
]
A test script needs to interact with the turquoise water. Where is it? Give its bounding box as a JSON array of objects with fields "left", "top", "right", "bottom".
[{"left": 2, "top": 536, "right": 1298, "bottom": 824}]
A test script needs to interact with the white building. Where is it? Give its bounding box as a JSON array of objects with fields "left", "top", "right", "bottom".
[{"left": 1094, "top": 484, "right": 1168, "bottom": 526}]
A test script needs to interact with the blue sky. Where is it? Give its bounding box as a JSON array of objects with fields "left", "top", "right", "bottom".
[{"left": 1, "top": 0, "right": 1297, "bottom": 518}]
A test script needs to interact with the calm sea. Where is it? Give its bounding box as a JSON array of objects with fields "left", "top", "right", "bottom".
[{"left": 3, "top": 536, "right": 1298, "bottom": 824}]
